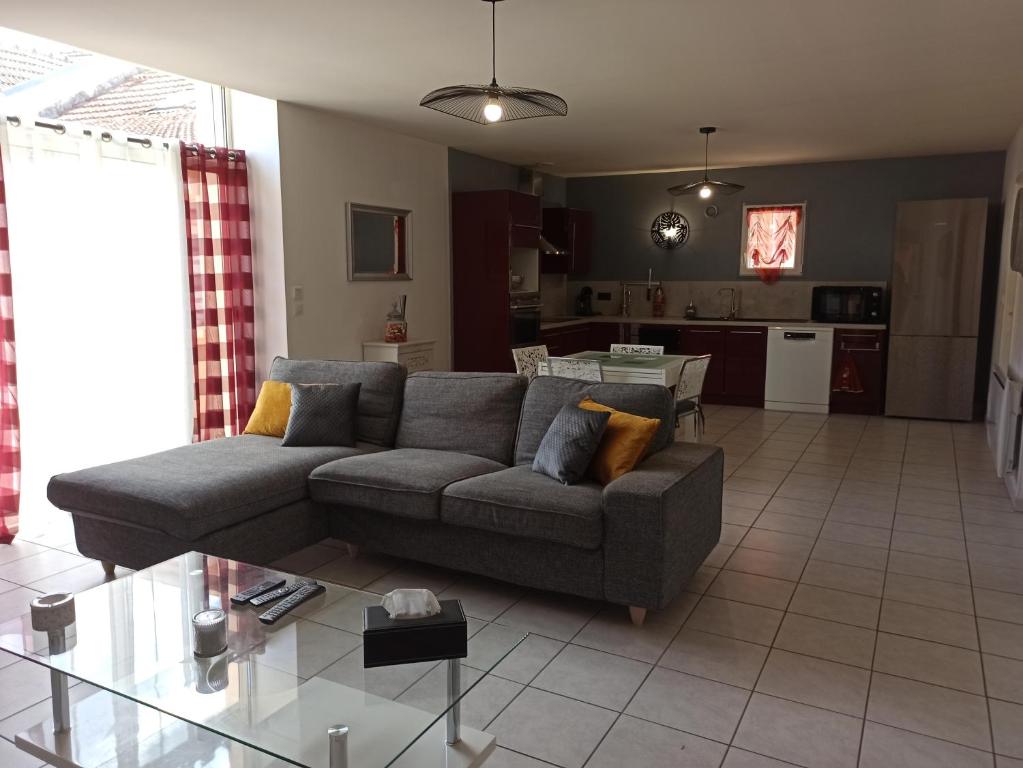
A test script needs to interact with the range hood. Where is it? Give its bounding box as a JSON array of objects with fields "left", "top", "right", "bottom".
[{"left": 518, "top": 166, "right": 567, "bottom": 255}]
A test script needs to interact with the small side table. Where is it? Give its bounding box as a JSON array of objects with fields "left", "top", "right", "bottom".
[{"left": 362, "top": 339, "right": 436, "bottom": 373}]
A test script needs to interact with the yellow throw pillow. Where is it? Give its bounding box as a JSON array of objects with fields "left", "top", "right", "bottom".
[
  {"left": 578, "top": 397, "right": 661, "bottom": 485},
  {"left": 244, "top": 381, "right": 292, "bottom": 437}
]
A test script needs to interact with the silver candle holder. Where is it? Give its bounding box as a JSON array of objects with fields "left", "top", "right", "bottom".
[{"left": 192, "top": 609, "right": 228, "bottom": 657}]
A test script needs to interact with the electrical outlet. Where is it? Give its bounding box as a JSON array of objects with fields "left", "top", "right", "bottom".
[
  {"left": 291, "top": 285, "right": 304, "bottom": 301},
  {"left": 597, "top": 291, "right": 612, "bottom": 301}
]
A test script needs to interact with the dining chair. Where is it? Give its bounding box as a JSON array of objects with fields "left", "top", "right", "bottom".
[
  {"left": 610, "top": 343, "right": 664, "bottom": 355},
  {"left": 512, "top": 345, "right": 549, "bottom": 382},
  {"left": 675, "top": 354, "right": 712, "bottom": 437},
  {"left": 546, "top": 357, "right": 604, "bottom": 382}
]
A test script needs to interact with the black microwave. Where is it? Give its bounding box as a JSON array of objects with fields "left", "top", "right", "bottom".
[{"left": 811, "top": 286, "right": 885, "bottom": 324}]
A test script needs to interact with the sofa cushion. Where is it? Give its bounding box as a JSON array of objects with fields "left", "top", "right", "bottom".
[
  {"left": 309, "top": 448, "right": 506, "bottom": 521},
  {"left": 396, "top": 372, "right": 527, "bottom": 464},
  {"left": 514, "top": 376, "right": 674, "bottom": 466},
  {"left": 441, "top": 465, "right": 604, "bottom": 549},
  {"left": 269, "top": 357, "right": 406, "bottom": 447},
  {"left": 47, "top": 435, "right": 373, "bottom": 541}
]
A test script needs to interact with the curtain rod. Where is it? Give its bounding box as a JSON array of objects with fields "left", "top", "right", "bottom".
[{"left": 4, "top": 115, "right": 171, "bottom": 149}]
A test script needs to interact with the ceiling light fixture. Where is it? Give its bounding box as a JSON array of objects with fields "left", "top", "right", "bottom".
[
  {"left": 668, "top": 127, "right": 745, "bottom": 198},
  {"left": 420, "top": 0, "right": 568, "bottom": 124}
]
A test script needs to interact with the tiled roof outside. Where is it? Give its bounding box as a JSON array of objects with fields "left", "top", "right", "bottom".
[
  {"left": 56, "top": 69, "right": 197, "bottom": 143},
  {"left": 0, "top": 46, "right": 73, "bottom": 90},
  {"left": 1, "top": 43, "right": 198, "bottom": 142}
]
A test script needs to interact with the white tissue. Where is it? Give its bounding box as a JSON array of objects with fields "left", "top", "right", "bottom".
[{"left": 382, "top": 588, "right": 442, "bottom": 620}]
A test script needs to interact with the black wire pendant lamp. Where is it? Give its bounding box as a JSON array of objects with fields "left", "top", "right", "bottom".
[
  {"left": 668, "top": 127, "right": 744, "bottom": 198},
  {"left": 420, "top": 0, "right": 568, "bottom": 124}
]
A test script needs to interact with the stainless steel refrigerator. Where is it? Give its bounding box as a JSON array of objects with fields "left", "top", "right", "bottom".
[{"left": 885, "top": 198, "right": 988, "bottom": 421}]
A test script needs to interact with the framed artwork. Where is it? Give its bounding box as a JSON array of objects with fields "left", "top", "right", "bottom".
[
  {"left": 1011, "top": 188, "right": 1023, "bottom": 274},
  {"left": 739, "top": 203, "right": 806, "bottom": 277}
]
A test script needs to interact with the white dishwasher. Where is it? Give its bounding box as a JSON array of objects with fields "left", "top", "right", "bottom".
[{"left": 764, "top": 326, "right": 835, "bottom": 413}]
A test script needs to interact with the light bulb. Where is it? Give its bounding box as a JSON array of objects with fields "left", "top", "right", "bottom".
[
  {"left": 483, "top": 97, "right": 503, "bottom": 123},
  {"left": 699, "top": 185, "right": 712, "bottom": 199},
  {"left": 663, "top": 227, "right": 678, "bottom": 240}
]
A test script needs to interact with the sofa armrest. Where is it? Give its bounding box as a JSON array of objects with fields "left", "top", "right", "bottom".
[{"left": 602, "top": 443, "right": 723, "bottom": 610}]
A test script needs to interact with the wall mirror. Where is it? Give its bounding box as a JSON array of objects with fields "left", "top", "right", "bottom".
[{"left": 347, "top": 202, "right": 412, "bottom": 281}]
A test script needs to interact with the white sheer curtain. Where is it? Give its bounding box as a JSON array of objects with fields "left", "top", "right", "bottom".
[{"left": 0, "top": 124, "right": 192, "bottom": 525}]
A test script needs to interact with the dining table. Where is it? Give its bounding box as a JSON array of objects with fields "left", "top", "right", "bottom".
[{"left": 539, "top": 350, "right": 692, "bottom": 387}]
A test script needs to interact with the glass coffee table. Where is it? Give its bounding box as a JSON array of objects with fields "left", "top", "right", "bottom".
[{"left": 0, "top": 552, "right": 526, "bottom": 767}]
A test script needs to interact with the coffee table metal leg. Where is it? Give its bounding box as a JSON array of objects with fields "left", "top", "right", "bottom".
[
  {"left": 47, "top": 632, "right": 70, "bottom": 734},
  {"left": 446, "top": 658, "right": 461, "bottom": 745},
  {"left": 328, "top": 725, "right": 348, "bottom": 768}
]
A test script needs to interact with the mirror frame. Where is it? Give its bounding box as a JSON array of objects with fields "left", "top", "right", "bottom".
[{"left": 346, "top": 202, "right": 413, "bottom": 281}]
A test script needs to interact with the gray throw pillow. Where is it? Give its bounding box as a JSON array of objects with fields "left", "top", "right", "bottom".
[
  {"left": 532, "top": 404, "right": 610, "bottom": 485},
  {"left": 282, "top": 383, "right": 361, "bottom": 447}
]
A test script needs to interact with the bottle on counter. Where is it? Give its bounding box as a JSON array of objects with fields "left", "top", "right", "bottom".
[
  {"left": 652, "top": 285, "right": 666, "bottom": 318},
  {"left": 685, "top": 300, "right": 698, "bottom": 319}
]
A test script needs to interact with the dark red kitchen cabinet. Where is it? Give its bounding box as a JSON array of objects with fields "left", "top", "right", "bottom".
[
  {"left": 679, "top": 326, "right": 726, "bottom": 398},
  {"left": 539, "top": 325, "right": 591, "bottom": 357},
  {"left": 723, "top": 328, "right": 768, "bottom": 407},
  {"left": 588, "top": 322, "right": 622, "bottom": 351},
  {"left": 541, "top": 207, "right": 593, "bottom": 275},
  {"left": 678, "top": 325, "right": 767, "bottom": 406},
  {"left": 830, "top": 330, "right": 887, "bottom": 414},
  {"left": 452, "top": 190, "right": 541, "bottom": 372}
]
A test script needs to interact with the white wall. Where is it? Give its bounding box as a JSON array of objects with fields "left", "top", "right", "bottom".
[
  {"left": 230, "top": 89, "right": 289, "bottom": 378},
  {"left": 276, "top": 103, "right": 452, "bottom": 367}
]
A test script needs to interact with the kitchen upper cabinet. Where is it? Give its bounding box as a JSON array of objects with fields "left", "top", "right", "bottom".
[
  {"left": 542, "top": 207, "right": 593, "bottom": 275},
  {"left": 678, "top": 325, "right": 767, "bottom": 406},
  {"left": 830, "top": 329, "right": 887, "bottom": 415}
]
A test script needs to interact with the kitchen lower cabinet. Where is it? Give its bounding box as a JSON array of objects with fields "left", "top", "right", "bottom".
[
  {"left": 588, "top": 322, "right": 622, "bottom": 351},
  {"left": 539, "top": 325, "right": 591, "bottom": 357},
  {"left": 678, "top": 325, "right": 766, "bottom": 406},
  {"left": 678, "top": 327, "right": 726, "bottom": 398},
  {"left": 830, "top": 330, "right": 887, "bottom": 415}
]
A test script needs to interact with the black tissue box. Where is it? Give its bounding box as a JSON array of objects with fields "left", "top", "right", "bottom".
[{"left": 362, "top": 598, "right": 467, "bottom": 668}]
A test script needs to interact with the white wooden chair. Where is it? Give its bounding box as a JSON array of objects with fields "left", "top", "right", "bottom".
[
  {"left": 610, "top": 343, "right": 664, "bottom": 355},
  {"left": 545, "top": 357, "right": 603, "bottom": 382},
  {"left": 512, "top": 345, "right": 549, "bottom": 382},
  {"left": 675, "top": 354, "right": 712, "bottom": 437}
]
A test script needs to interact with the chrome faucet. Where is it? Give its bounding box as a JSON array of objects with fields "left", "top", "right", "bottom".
[
  {"left": 621, "top": 269, "right": 661, "bottom": 317},
  {"left": 718, "top": 288, "right": 738, "bottom": 320}
]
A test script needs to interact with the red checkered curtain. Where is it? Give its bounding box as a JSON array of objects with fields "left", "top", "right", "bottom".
[
  {"left": 0, "top": 152, "right": 19, "bottom": 543},
  {"left": 181, "top": 144, "right": 255, "bottom": 442}
]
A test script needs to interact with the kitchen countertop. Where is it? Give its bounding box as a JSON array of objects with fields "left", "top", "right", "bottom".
[{"left": 540, "top": 315, "right": 887, "bottom": 331}]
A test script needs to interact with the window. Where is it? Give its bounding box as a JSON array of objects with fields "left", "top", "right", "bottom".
[
  {"left": 739, "top": 203, "right": 806, "bottom": 276},
  {"left": 0, "top": 26, "right": 227, "bottom": 144}
]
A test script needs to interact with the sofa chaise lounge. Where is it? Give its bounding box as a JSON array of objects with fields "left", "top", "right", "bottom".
[{"left": 47, "top": 358, "right": 722, "bottom": 624}]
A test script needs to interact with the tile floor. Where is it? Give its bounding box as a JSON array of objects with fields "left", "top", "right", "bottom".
[{"left": 1, "top": 406, "right": 1022, "bottom": 767}]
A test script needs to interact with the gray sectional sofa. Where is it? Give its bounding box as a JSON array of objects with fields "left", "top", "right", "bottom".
[{"left": 47, "top": 358, "right": 722, "bottom": 624}]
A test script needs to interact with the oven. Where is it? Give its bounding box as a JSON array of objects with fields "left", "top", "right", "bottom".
[
  {"left": 811, "top": 286, "right": 885, "bottom": 324},
  {"left": 509, "top": 301, "right": 542, "bottom": 346}
]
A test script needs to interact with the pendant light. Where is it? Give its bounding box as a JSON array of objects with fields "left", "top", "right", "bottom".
[
  {"left": 420, "top": 0, "right": 567, "bottom": 124},
  {"left": 668, "top": 127, "right": 744, "bottom": 198}
]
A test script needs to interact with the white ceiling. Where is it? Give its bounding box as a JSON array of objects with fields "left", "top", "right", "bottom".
[{"left": 4, "top": 0, "right": 1023, "bottom": 175}]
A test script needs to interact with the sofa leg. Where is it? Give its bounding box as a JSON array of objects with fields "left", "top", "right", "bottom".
[
  {"left": 101, "top": 560, "right": 116, "bottom": 578},
  {"left": 629, "top": 606, "right": 647, "bottom": 626}
]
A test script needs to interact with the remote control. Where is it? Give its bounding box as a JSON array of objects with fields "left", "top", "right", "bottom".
[
  {"left": 249, "top": 580, "right": 312, "bottom": 607},
  {"left": 258, "top": 583, "right": 326, "bottom": 625},
  {"left": 230, "top": 578, "right": 286, "bottom": 606}
]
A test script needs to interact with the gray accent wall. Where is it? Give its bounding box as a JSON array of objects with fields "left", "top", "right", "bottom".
[
  {"left": 566, "top": 152, "right": 1005, "bottom": 281},
  {"left": 448, "top": 148, "right": 567, "bottom": 207}
]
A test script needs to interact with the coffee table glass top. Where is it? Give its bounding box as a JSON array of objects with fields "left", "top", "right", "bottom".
[{"left": 0, "top": 552, "right": 526, "bottom": 767}]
